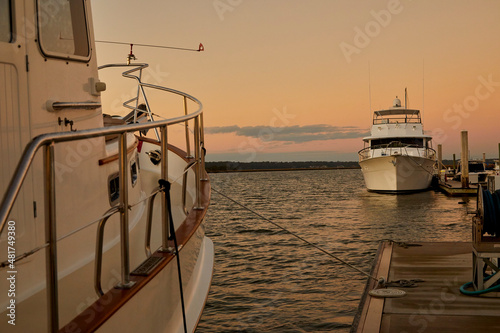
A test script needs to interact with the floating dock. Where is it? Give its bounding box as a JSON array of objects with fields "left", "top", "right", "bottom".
[
  {"left": 352, "top": 241, "right": 500, "bottom": 332},
  {"left": 437, "top": 179, "right": 479, "bottom": 196}
]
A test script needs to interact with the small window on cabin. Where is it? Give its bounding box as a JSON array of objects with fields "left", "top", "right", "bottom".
[
  {"left": 0, "top": 0, "right": 12, "bottom": 43},
  {"left": 108, "top": 173, "right": 120, "bottom": 206},
  {"left": 130, "top": 161, "right": 138, "bottom": 187},
  {"left": 37, "top": 0, "right": 90, "bottom": 59}
]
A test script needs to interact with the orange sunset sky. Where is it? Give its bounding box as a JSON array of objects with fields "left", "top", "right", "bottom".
[{"left": 91, "top": 0, "right": 500, "bottom": 162}]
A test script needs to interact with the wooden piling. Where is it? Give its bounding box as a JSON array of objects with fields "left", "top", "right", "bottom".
[
  {"left": 437, "top": 144, "right": 443, "bottom": 181},
  {"left": 461, "top": 131, "right": 469, "bottom": 188}
]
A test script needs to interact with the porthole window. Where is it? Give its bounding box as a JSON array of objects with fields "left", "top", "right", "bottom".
[
  {"left": 37, "top": 0, "right": 90, "bottom": 60},
  {"left": 0, "top": 0, "right": 12, "bottom": 43},
  {"left": 108, "top": 173, "right": 119, "bottom": 206},
  {"left": 130, "top": 161, "right": 138, "bottom": 187}
]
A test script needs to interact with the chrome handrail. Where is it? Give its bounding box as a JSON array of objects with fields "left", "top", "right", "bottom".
[
  {"left": 358, "top": 144, "right": 436, "bottom": 162},
  {"left": 44, "top": 143, "right": 58, "bottom": 332},
  {"left": 0, "top": 111, "right": 201, "bottom": 232},
  {"left": 182, "top": 161, "right": 198, "bottom": 215},
  {"left": 46, "top": 101, "right": 102, "bottom": 112},
  {"left": 373, "top": 117, "right": 421, "bottom": 125},
  {"left": 94, "top": 207, "right": 121, "bottom": 296},
  {"left": 144, "top": 159, "right": 198, "bottom": 257},
  {"left": 98, "top": 63, "right": 203, "bottom": 144},
  {"left": 145, "top": 187, "right": 161, "bottom": 258}
]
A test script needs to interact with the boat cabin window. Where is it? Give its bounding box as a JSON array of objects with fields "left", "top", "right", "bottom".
[
  {"left": 371, "top": 138, "right": 424, "bottom": 148},
  {"left": 0, "top": 0, "right": 12, "bottom": 43},
  {"left": 469, "top": 163, "right": 485, "bottom": 173},
  {"left": 108, "top": 173, "right": 120, "bottom": 206},
  {"left": 130, "top": 160, "right": 138, "bottom": 187},
  {"left": 37, "top": 0, "right": 90, "bottom": 59}
]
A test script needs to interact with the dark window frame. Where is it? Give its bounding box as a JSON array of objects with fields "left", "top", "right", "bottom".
[
  {"left": 36, "top": 0, "right": 91, "bottom": 62},
  {"left": 108, "top": 173, "right": 120, "bottom": 206},
  {"left": 0, "top": 0, "right": 13, "bottom": 43}
]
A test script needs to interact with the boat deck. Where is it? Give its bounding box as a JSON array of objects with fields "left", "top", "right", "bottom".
[{"left": 352, "top": 242, "right": 500, "bottom": 332}]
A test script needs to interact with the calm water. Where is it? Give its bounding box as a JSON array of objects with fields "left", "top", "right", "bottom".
[{"left": 196, "top": 169, "right": 473, "bottom": 332}]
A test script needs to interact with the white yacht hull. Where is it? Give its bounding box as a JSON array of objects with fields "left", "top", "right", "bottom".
[
  {"left": 98, "top": 234, "right": 214, "bottom": 333},
  {"left": 0, "top": 142, "right": 214, "bottom": 332},
  {"left": 359, "top": 155, "right": 435, "bottom": 193}
]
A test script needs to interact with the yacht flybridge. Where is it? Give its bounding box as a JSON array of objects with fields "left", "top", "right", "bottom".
[
  {"left": 0, "top": 1, "right": 213, "bottom": 332},
  {"left": 358, "top": 96, "right": 436, "bottom": 193}
]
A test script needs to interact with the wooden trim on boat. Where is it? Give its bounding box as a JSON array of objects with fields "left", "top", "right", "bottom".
[
  {"left": 60, "top": 142, "right": 209, "bottom": 332},
  {"left": 98, "top": 135, "right": 192, "bottom": 166},
  {"left": 137, "top": 136, "right": 193, "bottom": 161},
  {"left": 98, "top": 139, "right": 139, "bottom": 165}
]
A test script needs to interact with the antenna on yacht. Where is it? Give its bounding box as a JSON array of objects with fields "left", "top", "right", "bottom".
[
  {"left": 422, "top": 60, "right": 425, "bottom": 121},
  {"left": 368, "top": 62, "right": 372, "bottom": 113},
  {"left": 97, "top": 40, "right": 204, "bottom": 64},
  {"left": 97, "top": 40, "right": 204, "bottom": 51},
  {"left": 127, "top": 44, "right": 137, "bottom": 65},
  {"left": 404, "top": 87, "right": 407, "bottom": 109}
]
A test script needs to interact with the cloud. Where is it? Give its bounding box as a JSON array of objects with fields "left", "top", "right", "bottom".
[{"left": 205, "top": 124, "right": 369, "bottom": 143}]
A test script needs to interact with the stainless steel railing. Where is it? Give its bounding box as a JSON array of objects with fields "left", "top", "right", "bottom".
[
  {"left": 0, "top": 65, "right": 205, "bottom": 332},
  {"left": 98, "top": 63, "right": 199, "bottom": 154},
  {"left": 358, "top": 144, "right": 436, "bottom": 162},
  {"left": 94, "top": 207, "right": 121, "bottom": 296}
]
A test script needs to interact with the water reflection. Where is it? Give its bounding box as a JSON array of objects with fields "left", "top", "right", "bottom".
[{"left": 198, "top": 169, "right": 472, "bottom": 332}]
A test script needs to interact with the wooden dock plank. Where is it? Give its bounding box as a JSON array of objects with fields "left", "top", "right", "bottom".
[
  {"left": 353, "top": 242, "right": 393, "bottom": 333},
  {"left": 363, "top": 242, "right": 393, "bottom": 333},
  {"left": 354, "top": 242, "right": 500, "bottom": 332},
  {"left": 381, "top": 314, "right": 500, "bottom": 332}
]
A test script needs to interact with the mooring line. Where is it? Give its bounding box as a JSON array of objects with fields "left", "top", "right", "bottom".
[{"left": 212, "top": 187, "right": 378, "bottom": 282}]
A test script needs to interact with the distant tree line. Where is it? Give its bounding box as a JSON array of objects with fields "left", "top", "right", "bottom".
[
  {"left": 205, "top": 161, "right": 361, "bottom": 173},
  {"left": 205, "top": 159, "right": 498, "bottom": 173}
]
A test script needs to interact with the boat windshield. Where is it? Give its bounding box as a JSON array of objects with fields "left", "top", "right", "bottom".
[
  {"left": 373, "top": 109, "right": 421, "bottom": 125},
  {"left": 38, "top": 0, "right": 89, "bottom": 58},
  {"left": 371, "top": 138, "right": 424, "bottom": 148},
  {"left": 469, "top": 163, "right": 485, "bottom": 172}
]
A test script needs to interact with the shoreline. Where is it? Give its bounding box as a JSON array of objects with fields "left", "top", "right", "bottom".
[{"left": 207, "top": 166, "right": 361, "bottom": 173}]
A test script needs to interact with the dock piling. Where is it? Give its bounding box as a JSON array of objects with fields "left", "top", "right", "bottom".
[
  {"left": 437, "top": 144, "right": 443, "bottom": 181},
  {"left": 461, "top": 131, "right": 469, "bottom": 188}
]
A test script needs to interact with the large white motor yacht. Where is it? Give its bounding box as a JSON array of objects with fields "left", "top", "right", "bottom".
[
  {"left": 358, "top": 96, "right": 436, "bottom": 193},
  {"left": 0, "top": 1, "right": 213, "bottom": 332}
]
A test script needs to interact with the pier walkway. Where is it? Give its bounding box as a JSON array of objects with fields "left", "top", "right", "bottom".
[{"left": 352, "top": 242, "right": 500, "bottom": 332}]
